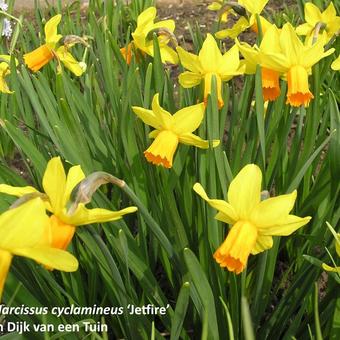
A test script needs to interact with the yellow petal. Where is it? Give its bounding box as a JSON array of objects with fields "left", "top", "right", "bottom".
[
  {"left": 279, "top": 23, "right": 303, "bottom": 65},
  {"left": 65, "top": 204, "right": 138, "bottom": 226},
  {"left": 259, "top": 214, "right": 311, "bottom": 236},
  {"left": 303, "top": 39, "right": 332, "bottom": 69},
  {"left": 260, "top": 24, "right": 282, "bottom": 55},
  {"left": 251, "top": 235, "right": 273, "bottom": 255},
  {"left": 132, "top": 106, "right": 162, "bottom": 129},
  {"left": 332, "top": 233, "right": 340, "bottom": 258},
  {"left": 193, "top": 183, "right": 238, "bottom": 224},
  {"left": 240, "top": 0, "right": 268, "bottom": 14},
  {"left": 148, "top": 130, "right": 160, "bottom": 139},
  {"left": 44, "top": 14, "right": 63, "bottom": 45},
  {"left": 0, "top": 250, "right": 12, "bottom": 301},
  {"left": 198, "top": 34, "right": 222, "bottom": 72},
  {"left": 215, "top": 17, "right": 249, "bottom": 40},
  {"left": 0, "top": 184, "right": 39, "bottom": 197},
  {"left": 227, "top": 164, "right": 262, "bottom": 220},
  {"left": 56, "top": 46, "right": 85, "bottom": 76},
  {"left": 151, "top": 94, "right": 173, "bottom": 129},
  {"left": 218, "top": 45, "right": 242, "bottom": 78},
  {"left": 159, "top": 45, "right": 179, "bottom": 65},
  {"left": 137, "top": 7, "right": 157, "bottom": 28},
  {"left": 0, "top": 76, "right": 12, "bottom": 94},
  {"left": 62, "top": 165, "right": 85, "bottom": 208},
  {"left": 331, "top": 56, "right": 340, "bottom": 71},
  {"left": 296, "top": 23, "right": 313, "bottom": 36},
  {"left": 236, "top": 40, "right": 258, "bottom": 74},
  {"left": 13, "top": 247, "right": 78, "bottom": 272},
  {"left": 178, "top": 71, "right": 202, "bottom": 88},
  {"left": 259, "top": 51, "right": 289, "bottom": 73},
  {"left": 250, "top": 191, "right": 297, "bottom": 227},
  {"left": 304, "top": 3, "right": 322, "bottom": 25},
  {"left": 0, "top": 198, "right": 49, "bottom": 249},
  {"left": 0, "top": 62, "right": 12, "bottom": 94},
  {"left": 322, "top": 263, "right": 340, "bottom": 273},
  {"left": 176, "top": 46, "right": 202, "bottom": 73},
  {"left": 172, "top": 103, "right": 205, "bottom": 134},
  {"left": 179, "top": 133, "right": 220, "bottom": 149},
  {"left": 42, "top": 157, "right": 66, "bottom": 214}
]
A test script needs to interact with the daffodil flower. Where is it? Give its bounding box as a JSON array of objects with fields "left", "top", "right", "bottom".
[
  {"left": 24, "top": 14, "right": 86, "bottom": 76},
  {"left": 177, "top": 34, "right": 244, "bottom": 108},
  {"left": 132, "top": 94, "right": 220, "bottom": 168},
  {"left": 215, "top": 0, "right": 271, "bottom": 39},
  {"left": 236, "top": 24, "right": 282, "bottom": 101},
  {"left": 0, "top": 55, "right": 16, "bottom": 94},
  {"left": 0, "top": 198, "right": 78, "bottom": 299},
  {"left": 296, "top": 2, "right": 340, "bottom": 43},
  {"left": 259, "top": 23, "right": 334, "bottom": 107},
  {"left": 331, "top": 55, "right": 340, "bottom": 71},
  {"left": 126, "top": 7, "right": 178, "bottom": 65},
  {"left": 194, "top": 164, "right": 311, "bottom": 274},
  {"left": 0, "top": 157, "right": 137, "bottom": 250}
]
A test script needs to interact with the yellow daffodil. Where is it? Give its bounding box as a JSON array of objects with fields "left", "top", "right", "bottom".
[
  {"left": 215, "top": 0, "right": 271, "bottom": 39},
  {"left": 0, "top": 157, "right": 137, "bottom": 250},
  {"left": 237, "top": 24, "right": 282, "bottom": 101},
  {"left": 177, "top": 34, "right": 244, "bottom": 108},
  {"left": 0, "top": 198, "right": 78, "bottom": 299},
  {"left": 331, "top": 55, "right": 340, "bottom": 71},
  {"left": 132, "top": 94, "right": 220, "bottom": 168},
  {"left": 259, "top": 23, "right": 334, "bottom": 107},
  {"left": 127, "top": 7, "right": 178, "bottom": 65},
  {"left": 24, "top": 14, "right": 86, "bottom": 76},
  {"left": 296, "top": 2, "right": 340, "bottom": 42},
  {"left": 0, "top": 55, "right": 16, "bottom": 94},
  {"left": 194, "top": 164, "right": 311, "bottom": 274}
]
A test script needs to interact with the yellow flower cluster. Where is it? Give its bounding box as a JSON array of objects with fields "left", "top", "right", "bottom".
[
  {"left": 1, "top": 1, "right": 337, "bottom": 294},
  {"left": 0, "top": 157, "right": 137, "bottom": 300},
  {"left": 121, "top": 3, "right": 338, "bottom": 109}
]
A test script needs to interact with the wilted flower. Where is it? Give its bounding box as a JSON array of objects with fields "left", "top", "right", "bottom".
[
  {"left": 0, "top": 199, "right": 78, "bottom": 300},
  {"left": 194, "top": 164, "right": 311, "bottom": 274},
  {"left": 132, "top": 94, "right": 220, "bottom": 168},
  {"left": 177, "top": 34, "right": 244, "bottom": 108},
  {"left": 24, "top": 14, "right": 86, "bottom": 76},
  {"left": 0, "top": 157, "right": 137, "bottom": 250}
]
